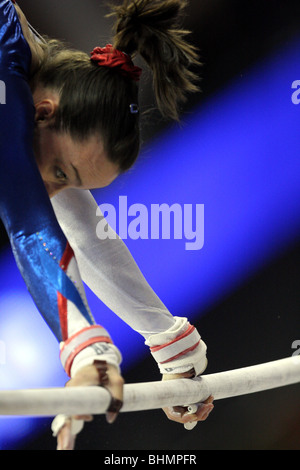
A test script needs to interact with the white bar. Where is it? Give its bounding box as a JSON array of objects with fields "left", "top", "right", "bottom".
[{"left": 0, "top": 357, "right": 299, "bottom": 417}]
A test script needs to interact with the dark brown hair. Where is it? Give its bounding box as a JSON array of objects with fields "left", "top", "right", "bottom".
[{"left": 32, "top": 0, "right": 201, "bottom": 172}]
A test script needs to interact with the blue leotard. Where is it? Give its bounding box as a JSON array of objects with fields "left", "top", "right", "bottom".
[{"left": 0, "top": 0, "right": 116, "bottom": 376}]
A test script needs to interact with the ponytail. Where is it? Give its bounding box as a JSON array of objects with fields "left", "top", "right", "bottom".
[{"left": 109, "top": 0, "right": 201, "bottom": 121}]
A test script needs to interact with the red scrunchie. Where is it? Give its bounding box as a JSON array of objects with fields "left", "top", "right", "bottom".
[{"left": 90, "top": 44, "right": 142, "bottom": 82}]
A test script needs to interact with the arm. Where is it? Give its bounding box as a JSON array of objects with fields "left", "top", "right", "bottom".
[
  {"left": 52, "top": 188, "right": 212, "bottom": 433},
  {"left": 0, "top": 0, "right": 121, "bottom": 378},
  {"left": 51, "top": 188, "right": 208, "bottom": 376}
]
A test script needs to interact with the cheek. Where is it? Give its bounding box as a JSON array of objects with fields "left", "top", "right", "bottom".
[
  {"left": 33, "top": 130, "right": 57, "bottom": 177},
  {"left": 34, "top": 149, "right": 50, "bottom": 179}
]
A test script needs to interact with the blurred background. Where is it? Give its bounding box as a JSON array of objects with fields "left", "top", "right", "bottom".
[{"left": 0, "top": 0, "right": 299, "bottom": 450}]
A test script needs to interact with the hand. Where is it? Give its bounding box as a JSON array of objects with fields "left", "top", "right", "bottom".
[
  {"left": 56, "top": 361, "right": 124, "bottom": 451},
  {"left": 162, "top": 371, "right": 214, "bottom": 426}
]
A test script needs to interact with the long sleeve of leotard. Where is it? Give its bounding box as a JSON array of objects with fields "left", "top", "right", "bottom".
[
  {"left": 52, "top": 189, "right": 208, "bottom": 376},
  {"left": 0, "top": 0, "right": 121, "bottom": 377}
]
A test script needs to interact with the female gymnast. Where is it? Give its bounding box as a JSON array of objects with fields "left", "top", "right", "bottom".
[{"left": 0, "top": 0, "right": 214, "bottom": 450}]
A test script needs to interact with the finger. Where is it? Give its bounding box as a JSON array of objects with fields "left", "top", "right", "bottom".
[
  {"left": 184, "top": 403, "right": 214, "bottom": 421},
  {"left": 93, "top": 360, "right": 110, "bottom": 386},
  {"left": 164, "top": 405, "right": 199, "bottom": 423},
  {"left": 73, "top": 414, "right": 93, "bottom": 421},
  {"left": 57, "top": 421, "right": 76, "bottom": 451},
  {"left": 105, "top": 371, "right": 124, "bottom": 402},
  {"left": 163, "top": 406, "right": 188, "bottom": 423},
  {"left": 204, "top": 395, "right": 214, "bottom": 405},
  {"left": 164, "top": 401, "right": 214, "bottom": 425},
  {"left": 89, "top": 361, "right": 124, "bottom": 424},
  {"left": 106, "top": 396, "right": 123, "bottom": 424},
  {"left": 195, "top": 403, "right": 214, "bottom": 421},
  {"left": 184, "top": 396, "right": 214, "bottom": 422},
  {"left": 104, "top": 367, "right": 124, "bottom": 424}
]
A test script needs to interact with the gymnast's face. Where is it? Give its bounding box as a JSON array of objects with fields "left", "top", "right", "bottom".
[{"left": 32, "top": 89, "right": 120, "bottom": 198}]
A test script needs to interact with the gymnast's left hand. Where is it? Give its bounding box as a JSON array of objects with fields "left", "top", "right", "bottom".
[
  {"left": 162, "top": 371, "right": 214, "bottom": 425},
  {"left": 56, "top": 361, "right": 124, "bottom": 451}
]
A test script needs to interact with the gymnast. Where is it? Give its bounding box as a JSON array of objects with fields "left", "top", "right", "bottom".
[{"left": 0, "top": 0, "right": 214, "bottom": 450}]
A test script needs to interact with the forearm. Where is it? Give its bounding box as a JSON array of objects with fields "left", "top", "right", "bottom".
[
  {"left": 51, "top": 189, "right": 176, "bottom": 339},
  {"left": 52, "top": 189, "right": 208, "bottom": 376}
]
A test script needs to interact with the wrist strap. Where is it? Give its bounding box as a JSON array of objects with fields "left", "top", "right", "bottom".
[
  {"left": 60, "top": 325, "right": 112, "bottom": 376},
  {"left": 145, "top": 317, "right": 208, "bottom": 376},
  {"left": 149, "top": 324, "right": 201, "bottom": 364}
]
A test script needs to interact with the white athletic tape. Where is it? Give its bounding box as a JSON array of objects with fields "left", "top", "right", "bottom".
[{"left": 51, "top": 414, "right": 84, "bottom": 437}]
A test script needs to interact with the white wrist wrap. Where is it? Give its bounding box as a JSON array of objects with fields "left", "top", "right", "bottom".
[
  {"left": 53, "top": 327, "right": 122, "bottom": 441},
  {"left": 145, "top": 317, "right": 208, "bottom": 376},
  {"left": 60, "top": 325, "right": 121, "bottom": 377},
  {"left": 70, "top": 343, "right": 122, "bottom": 378}
]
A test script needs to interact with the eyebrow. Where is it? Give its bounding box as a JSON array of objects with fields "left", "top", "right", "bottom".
[{"left": 71, "top": 164, "right": 83, "bottom": 187}]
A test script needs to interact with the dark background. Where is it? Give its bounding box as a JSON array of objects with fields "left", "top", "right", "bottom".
[{"left": 1, "top": 0, "right": 299, "bottom": 450}]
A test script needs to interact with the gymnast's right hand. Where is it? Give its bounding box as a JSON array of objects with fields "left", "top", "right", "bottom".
[{"left": 53, "top": 361, "right": 124, "bottom": 451}]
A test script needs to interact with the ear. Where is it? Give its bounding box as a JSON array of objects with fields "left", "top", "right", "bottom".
[{"left": 34, "top": 99, "right": 58, "bottom": 126}]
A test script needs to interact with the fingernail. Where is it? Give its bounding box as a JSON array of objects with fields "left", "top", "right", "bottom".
[{"left": 106, "top": 412, "right": 117, "bottom": 424}]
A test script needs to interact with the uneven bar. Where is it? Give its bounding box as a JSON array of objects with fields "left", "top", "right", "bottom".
[{"left": 0, "top": 357, "right": 299, "bottom": 417}]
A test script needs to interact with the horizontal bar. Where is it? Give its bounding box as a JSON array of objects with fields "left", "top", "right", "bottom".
[{"left": 0, "top": 357, "right": 299, "bottom": 417}]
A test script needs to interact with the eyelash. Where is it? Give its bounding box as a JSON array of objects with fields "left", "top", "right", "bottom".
[{"left": 55, "top": 167, "right": 68, "bottom": 182}]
